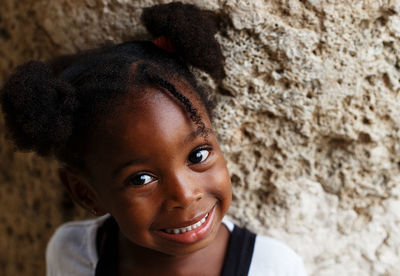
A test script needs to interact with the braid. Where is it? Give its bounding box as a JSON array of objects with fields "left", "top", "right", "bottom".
[{"left": 149, "top": 75, "right": 207, "bottom": 137}]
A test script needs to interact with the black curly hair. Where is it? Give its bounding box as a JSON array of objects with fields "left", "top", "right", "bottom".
[{"left": 0, "top": 2, "right": 225, "bottom": 170}]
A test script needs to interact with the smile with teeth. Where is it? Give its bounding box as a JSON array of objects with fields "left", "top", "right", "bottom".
[{"left": 163, "top": 213, "right": 209, "bottom": 234}]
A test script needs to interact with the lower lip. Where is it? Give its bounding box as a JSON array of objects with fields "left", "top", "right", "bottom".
[{"left": 154, "top": 205, "right": 216, "bottom": 244}]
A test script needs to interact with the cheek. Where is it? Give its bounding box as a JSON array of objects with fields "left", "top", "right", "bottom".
[
  {"left": 206, "top": 158, "right": 232, "bottom": 210},
  {"left": 103, "top": 192, "right": 160, "bottom": 236}
]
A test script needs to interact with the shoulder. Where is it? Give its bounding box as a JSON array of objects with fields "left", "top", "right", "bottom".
[
  {"left": 222, "top": 217, "right": 307, "bottom": 276},
  {"left": 249, "top": 234, "right": 307, "bottom": 276},
  {"left": 46, "top": 215, "right": 109, "bottom": 276}
]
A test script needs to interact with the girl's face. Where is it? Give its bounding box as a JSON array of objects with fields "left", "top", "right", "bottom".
[{"left": 84, "top": 84, "right": 232, "bottom": 256}]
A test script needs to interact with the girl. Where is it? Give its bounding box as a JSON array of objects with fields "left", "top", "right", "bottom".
[{"left": 1, "top": 2, "right": 306, "bottom": 275}]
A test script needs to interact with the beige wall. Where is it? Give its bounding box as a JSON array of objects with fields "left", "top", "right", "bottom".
[{"left": 1, "top": 0, "right": 400, "bottom": 275}]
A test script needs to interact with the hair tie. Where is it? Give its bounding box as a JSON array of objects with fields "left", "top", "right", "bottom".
[{"left": 153, "top": 36, "right": 175, "bottom": 53}]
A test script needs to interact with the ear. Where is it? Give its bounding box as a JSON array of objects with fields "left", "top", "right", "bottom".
[{"left": 58, "top": 166, "right": 107, "bottom": 216}]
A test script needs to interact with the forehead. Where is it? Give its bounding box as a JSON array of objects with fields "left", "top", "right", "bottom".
[
  {"left": 107, "top": 82, "right": 209, "bottom": 136},
  {"left": 111, "top": 87, "right": 196, "bottom": 142},
  {"left": 83, "top": 84, "right": 212, "bottom": 175}
]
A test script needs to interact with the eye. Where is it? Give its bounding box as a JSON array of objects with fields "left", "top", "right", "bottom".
[
  {"left": 188, "top": 147, "right": 211, "bottom": 164},
  {"left": 124, "top": 173, "right": 156, "bottom": 186}
]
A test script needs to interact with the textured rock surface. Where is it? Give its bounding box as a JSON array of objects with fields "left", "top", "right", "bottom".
[{"left": 1, "top": 0, "right": 400, "bottom": 275}]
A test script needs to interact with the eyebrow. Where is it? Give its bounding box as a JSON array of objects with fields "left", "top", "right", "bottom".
[
  {"left": 112, "top": 127, "right": 214, "bottom": 177},
  {"left": 112, "top": 157, "right": 149, "bottom": 178},
  {"left": 183, "top": 127, "right": 213, "bottom": 145}
]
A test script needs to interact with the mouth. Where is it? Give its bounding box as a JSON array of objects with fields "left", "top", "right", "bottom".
[
  {"left": 163, "top": 212, "right": 209, "bottom": 234},
  {"left": 154, "top": 205, "right": 217, "bottom": 244}
]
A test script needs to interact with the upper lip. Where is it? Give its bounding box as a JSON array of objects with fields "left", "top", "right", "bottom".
[{"left": 155, "top": 205, "right": 215, "bottom": 230}]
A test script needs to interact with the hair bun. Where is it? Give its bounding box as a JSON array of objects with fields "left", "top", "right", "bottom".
[
  {"left": 1, "top": 61, "right": 78, "bottom": 156},
  {"left": 141, "top": 2, "right": 225, "bottom": 81}
]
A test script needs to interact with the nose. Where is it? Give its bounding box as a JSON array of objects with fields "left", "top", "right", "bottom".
[{"left": 163, "top": 170, "right": 203, "bottom": 210}]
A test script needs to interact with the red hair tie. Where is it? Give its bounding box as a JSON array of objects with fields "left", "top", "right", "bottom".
[{"left": 153, "top": 36, "right": 175, "bottom": 54}]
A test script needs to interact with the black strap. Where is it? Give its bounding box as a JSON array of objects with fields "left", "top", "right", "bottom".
[
  {"left": 221, "top": 225, "right": 256, "bottom": 276},
  {"left": 95, "top": 216, "right": 119, "bottom": 276}
]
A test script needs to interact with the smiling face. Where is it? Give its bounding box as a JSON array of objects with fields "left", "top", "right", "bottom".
[{"left": 82, "top": 83, "right": 232, "bottom": 256}]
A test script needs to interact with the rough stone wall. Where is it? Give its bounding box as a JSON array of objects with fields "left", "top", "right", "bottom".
[{"left": 0, "top": 0, "right": 399, "bottom": 275}]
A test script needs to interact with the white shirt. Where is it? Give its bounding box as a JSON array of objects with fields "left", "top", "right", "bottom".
[{"left": 46, "top": 215, "right": 307, "bottom": 276}]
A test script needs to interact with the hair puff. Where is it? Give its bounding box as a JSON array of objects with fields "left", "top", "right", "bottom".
[
  {"left": 1, "top": 61, "right": 78, "bottom": 156},
  {"left": 141, "top": 2, "right": 225, "bottom": 81}
]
